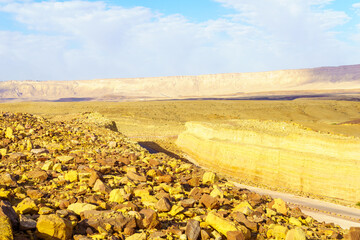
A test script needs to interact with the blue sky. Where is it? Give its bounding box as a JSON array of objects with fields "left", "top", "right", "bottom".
[{"left": 0, "top": 0, "right": 360, "bottom": 81}]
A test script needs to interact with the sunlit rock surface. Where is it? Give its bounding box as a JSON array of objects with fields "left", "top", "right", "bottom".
[{"left": 176, "top": 120, "right": 360, "bottom": 203}]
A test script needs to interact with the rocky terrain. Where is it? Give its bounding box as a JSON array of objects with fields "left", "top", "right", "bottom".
[
  {"left": 1, "top": 64, "right": 360, "bottom": 101},
  {"left": 176, "top": 120, "right": 360, "bottom": 205},
  {"left": 0, "top": 112, "right": 358, "bottom": 240}
]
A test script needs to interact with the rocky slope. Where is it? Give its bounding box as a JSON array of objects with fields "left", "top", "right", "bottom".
[
  {"left": 0, "top": 112, "right": 357, "bottom": 239},
  {"left": 1, "top": 64, "right": 360, "bottom": 101},
  {"left": 176, "top": 120, "right": 360, "bottom": 204}
]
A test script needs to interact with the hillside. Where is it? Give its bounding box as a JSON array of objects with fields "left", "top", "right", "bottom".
[
  {"left": 1, "top": 64, "right": 360, "bottom": 101},
  {"left": 176, "top": 120, "right": 360, "bottom": 204}
]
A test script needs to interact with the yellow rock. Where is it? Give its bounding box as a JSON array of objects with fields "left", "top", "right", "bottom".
[
  {"left": 169, "top": 205, "right": 184, "bottom": 216},
  {"left": 39, "top": 207, "right": 54, "bottom": 215},
  {"left": 266, "top": 208, "right": 277, "bottom": 217},
  {"left": 202, "top": 172, "right": 217, "bottom": 185},
  {"left": 53, "top": 163, "right": 62, "bottom": 172},
  {"left": 16, "top": 197, "right": 38, "bottom": 214},
  {"left": 0, "top": 148, "right": 8, "bottom": 156},
  {"left": 36, "top": 214, "right": 73, "bottom": 240},
  {"left": 289, "top": 217, "right": 302, "bottom": 227},
  {"left": 109, "top": 189, "right": 125, "bottom": 203},
  {"left": 0, "top": 189, "right": 10, "bottom": 199},
  {"left": 42, "top": 161, "right": 54, "bottom": 171},
  {"left": 267, "top": 224, "right": 288, "bottom": 240},
  {"left": 0, "top": 215, "right": 13, "bottom": 240},
  {"left": 56, "top": 156, "right": 74, "bottom": 164},
  {"left": 176, "top": 120, "right": 360, "bottom": 203},
  {"left": 125, "top": 232, "right": 147, "bottom": 240},
  {"left": 205, "top": 211, "right": 238, "bottom": 235},
  {"left": 67, "top": 203, "right": 98, "bottom": 215},
  {"left": 64, "top": 170, "right": 78, "bottom": 182},
  {"left": 285, "top": 228, "right": 306, "bottom": 240},
  {"left": 272, "top": 198, "right": 288, "bottom": 215},
  {"left": 233, "top": 201, "right": 254, "bottom": 215},
  {"left": 5, "top": 127, "right": 13, "bottom": 139},
  {"left": 210, "top": 185, "right": 224, "bottom": 199},
  {"left": 26, "top": 139, "right": 33, "bottom": 151}
]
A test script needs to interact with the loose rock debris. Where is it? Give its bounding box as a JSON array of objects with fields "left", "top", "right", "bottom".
[{"left": 0, "top": 112, "right": 356, "bottom": 239}]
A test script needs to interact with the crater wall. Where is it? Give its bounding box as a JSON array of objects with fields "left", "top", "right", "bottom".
[{"left": 176, "top": 120, "right": 360, "bottom": 203}]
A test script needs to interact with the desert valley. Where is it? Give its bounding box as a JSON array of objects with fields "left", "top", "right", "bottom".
[{"left": 0, "top": 65, "right": 360, "bottom": 239}]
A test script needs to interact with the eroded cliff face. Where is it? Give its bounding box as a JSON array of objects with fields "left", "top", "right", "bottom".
[
  {"left": 1, "top": 64, "right": 360, "bottom": 101},
  {"left": 176, "top": 120, "right": 360, "bottom": 203}
]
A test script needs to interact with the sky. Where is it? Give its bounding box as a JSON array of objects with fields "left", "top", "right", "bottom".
[{"left": 0, "top": 0, "right": 360, "bottom": 81}]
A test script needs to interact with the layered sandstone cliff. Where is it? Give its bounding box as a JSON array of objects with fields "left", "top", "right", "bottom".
[
  {"left": 176, "top": 120, "right": 360, "bottom": 203},
  {"left": 1, "top": 64, "right": 360, "bottom": 101}
]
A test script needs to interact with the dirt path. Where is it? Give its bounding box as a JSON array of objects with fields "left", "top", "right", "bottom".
[{"left": 232, "top": 183, "right": 360, "bottom": 229}]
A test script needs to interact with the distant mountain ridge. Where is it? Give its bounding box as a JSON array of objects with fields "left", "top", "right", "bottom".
[{"left": 1, "top": 64, "right": 360, "bottom": 101}]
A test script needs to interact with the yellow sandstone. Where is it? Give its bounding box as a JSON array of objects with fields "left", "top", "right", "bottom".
[{"left": 176, "top": 120, "right": 360, "bottom": 203}]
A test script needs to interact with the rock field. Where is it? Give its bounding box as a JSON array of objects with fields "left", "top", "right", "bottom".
[{"left": 0, "top": 112, "right": 358, "bottom": 239}]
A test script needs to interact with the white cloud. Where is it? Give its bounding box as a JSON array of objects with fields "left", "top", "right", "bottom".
[{"left": 0, "top": 0, "right": 358, "bottom": 81}]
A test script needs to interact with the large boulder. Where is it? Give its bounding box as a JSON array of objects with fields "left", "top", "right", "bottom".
[{"left": 36, "top": 214, "right": 73, "bottom": 240}]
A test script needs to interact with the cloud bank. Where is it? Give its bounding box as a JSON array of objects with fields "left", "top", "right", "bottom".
[{"left": 0, "top": 0, "right": 359, "bottom": 80}]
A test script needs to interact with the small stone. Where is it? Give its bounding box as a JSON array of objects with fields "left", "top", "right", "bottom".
[
  {"left": 233, "top": 201, "right": 253, "bottom": 215},
  {"left": 41, "top": 160, "right": 54, "bottom": 171},
  {"left": 127, "top": 171, "right": 147, "bottom": 182},
  {"left": 285, "top": 228, "right": 306, "bottom": 240},
  {"left": 31, "top": 148, "right": 48, "bottom": 154},
  {"left": 93, "top": 179, "right": 112, "bottom": 194},
  {"left": 57, "top": 155, "right": 74, "bottom": 164},
  {"left": 186, "top": 219, "right": 201, "bottom": 240},
  {"left": 140, "top": 208, "right": 159, "bottom": 229},
  {"left": 68, "top": 203, "right": 98, "bottom": 215},
  {"left": 108, "top": 141, "right": 117, "bottom": 148},
  {"left": 26, "top": 170, "right": 48, "bottom": 182},
  {"left": 88, "top": 171, "right": 101, "bottom": 187},
  {"left": 8, "top": 152, "right": 26, "bottom": 161},
  {"left": 126, "top": 232, "right": 147, "bottom": 240},
  {"left": 269, "top": 198, "right": 288, "bottom": 215},
  {"left": 200, "top": 194, "right": 220, "bottom": 209},
  {"left": 0, "top": 173, "right": 17, "bottom": 187},
  {"left": 169, "top": 205, "right": 185, "bottom": 216},
  {"left": 232, "top": 212, "right": 257, "bottom": 232},
  {"left": 64, "top": 170, "right": 78, "bottom": 182},
  {"left": 5, "top": 127, "right": 13, "bottom": 139},
  {"left": 210, "top": 185, "right": 224, "bottom": 199},
  {"left": 267, "top": 225, "right": 288, "bottom": 239},
  {"left": 39, "top": 207, "right": 54, "bottom": 215},
  {"left": 19, "top": 214, "right": 37, "bottom": 230},
  {"left": 148, "top": 159, "right": 160, "bottom": 167},
  {"left": 180, "top": 198, "right": 196, "bottom": 208},
  {"left": 36, "top": 214, "right": 73, "bottom": 240},
  {"left": 15, "top": 198, "right": 38, "bottom": 214},
  {"left": 109, "top": 189, "right": 126, "bottom": 204},
  {"left": 206, "top": 212, "right": 250, "bottom": 239},
  {"left": 289, "top": 217, "right": 302, "bottom": 227},
  {"left": 157, "top": 175, "right": 173, "bottom": 183},
  {"left": 53, "top": 163, "right": 62, "bottom": 172},
  {"left": 156, "top": 197, "right": 172, "bottom": 212},
  {"left": 27, "top": 189, "right": 44, "bottom": 199},
  {"left": 201, "top": 230, "right": 210, "bottom": 240},
  {"left": 202, "top": 172, "right": 217, "bottom": 185},
  {"left": 226, "top": 231, "right": 245, "bottom": 240}
]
